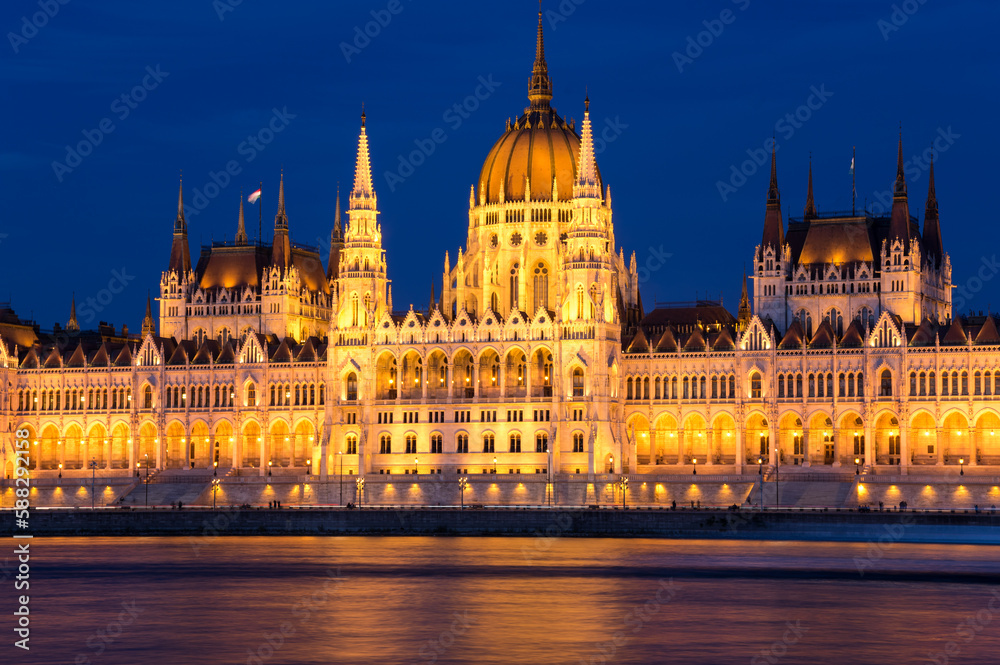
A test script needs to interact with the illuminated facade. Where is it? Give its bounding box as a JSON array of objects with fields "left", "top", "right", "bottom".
[{"left": 2, "top": 14, "right": 997, "bottom": 485}]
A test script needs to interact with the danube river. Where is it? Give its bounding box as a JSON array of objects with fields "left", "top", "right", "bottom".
[{"left": 10, "top": 536, "right": 1000, "bottom": 664}]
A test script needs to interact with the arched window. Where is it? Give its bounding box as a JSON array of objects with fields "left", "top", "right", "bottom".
[
  {"left": 535, "top": 432, "right": 548, "bottom": 452},
  {"left": 626, "top": 378, "right": 634, "bottom": 400},
  {"left": 509, "top": 263, "right": 520, "bottom": 311},
  {"left": 346, "top": 434, "right": 358, "bottom": 454},
  {"left": 880, "top": 369, "right": 892, "bottom": 397},
  {"left": 532, "top": 262, "right": 549, "bottom": 312},
  {"left": 143, "top": 386, "right": 153, "bottom": 409},
  {"left": 346, "top": 373, "right": 358, "bottom": 401},
  {"left": 576, "top": 285, "right": 585, "bottom": 320},
  {"left": 247, "top": 384, "right": 256, "bottom": 407},
  {"left": 572, "top": 368, "right": 584, "bottom": 397},
  {"left": 572, "top": 431, "right": 585, "bottom": 452},
  {"left": 379, "top": 434, "right": 392, "bottom": 454},
  {"left": 482, "top": 433, "right": 495, "bottom": 453},
  {"left": 729, "top": 375, "right": 735, "bottom": 398},
  {"left": 750, "top": 372, "right": 762, "bottom": 399},
  {"left": 430, "top": 434, "right": 443, "bottom": 454},
  {"left": 456, "top": 433, "right": 469, "bottom": 453},
  {"left": 405, "top": 434, "right": 417, "bottom": 454},
  {"left": 509, "top": 433, "right": 521, "bottom": 452}
]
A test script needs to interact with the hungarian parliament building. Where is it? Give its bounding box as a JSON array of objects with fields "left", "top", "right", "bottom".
[{"left": 2, "top": 15, "right": 995, "bottom": 483}]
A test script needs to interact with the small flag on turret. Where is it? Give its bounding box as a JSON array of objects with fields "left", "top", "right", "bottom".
[
  {"left": 248, "top": 188, "right": 261, "bottom": 204},
  {"left": 849, "top": 156, "right": 854, "bottom": 175}
]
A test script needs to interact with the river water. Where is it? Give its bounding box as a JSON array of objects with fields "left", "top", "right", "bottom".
[{"left": 8, "top": 536, "right": 1000, "bottom": 664}]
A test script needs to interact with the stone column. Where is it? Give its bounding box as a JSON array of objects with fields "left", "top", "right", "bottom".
[
  {"left": 900, "top": 425, "right": 909, "bottom": 474},
  {"left": 446, "top": 363, "right": 453, "bottom": 400},
  {"left": 678, "top": 429, "right": 686, "bottom": 465},
  {"left": 104, "top": 438, "right": 111, "bottom": 470},
  {"left": 968, "top": 427, "right": 977, "bottom": 465},
  {"left": 832, "top": 427, "right": 841, "bottom": 467},
  {"left": 863, "top": 422, "right": 873, "bottom": 469},
  {"left": 735, "top": 426, "right": 744, "bottom": 473},
  {"left": 706, "top": 430, "right": 715, "bottom": 466},
  {"left": 801, "top": 428, "right": 811, "bottom": 467},
  {"left": 936, "top": 427, "right": 944, "bottom": 466},
  {"left": 260, "top": 435, "right": 268, "bottom": 477}
]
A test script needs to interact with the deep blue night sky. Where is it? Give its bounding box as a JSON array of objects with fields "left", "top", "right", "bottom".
[{"left": 2, "top": 0, "right": 998, "bottom": 332}]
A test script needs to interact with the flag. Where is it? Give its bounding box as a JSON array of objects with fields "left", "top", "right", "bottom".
[
  {"left": 849, "top": 157, "right": 854, "bottom": 175},
  {"left": 248, "top": 188, "right": 261, "bottom": 204}
]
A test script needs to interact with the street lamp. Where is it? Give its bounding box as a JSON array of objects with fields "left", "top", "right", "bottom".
[
  {"left": 609, "top": 454, "right": 614, "bottom": 474},
  {"left": 855, "top": 457, "right": 861, "bottom": 476},
  {"left": 338, "top": 451, "right": 344, "bottom": 506},
  {"left": 774, "top": 446, "right": 780, "bottom": 510},
  {"left": 90, "top": 457, "right": 98, "bottom": 510},
  {"left": 144, "top": 453, "right": 149, "bottom": 508},
  {"left": 212, "top": 478, "right": 220, "bottom": 510},
  {"left": 619, "top": 475, "right": 628, "bottom": 509},
  {"left": 268, "top": 460, "right": 272, "bottom": 477},
  {"left": 757, "top": 457, "right": 763, "bottom": 511},
  {"left": 58, "top": 463, "right": 62, "bottom": 479},
  {"left": 960, "top": 458, "right": 965, "bottom": 476},
  {"left": 692, "top": 458, "right": 697, "bottom": 476},
  {"left": 213, "top": 461, "right": 218, "bottom": 477},
  {"left": 414, "top": 456, "right": 419, "bottom": 475},
  {"left": 356, "top": 476, "right": 365, "bottom": 509},
  {"left": 459, "top": 477, "right": 468, "bottom": 509},
  {"left": 493, "top": 456, "right": 497, "bottom": 474}
]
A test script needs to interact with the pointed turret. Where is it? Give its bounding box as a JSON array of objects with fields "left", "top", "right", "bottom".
[
  {"left": 737, "top": 271, "right": 751, "bottom": 332},
  {"left": 141, "top": 292, "right": 155, "bottom": 336},
  {"left": 327, "top": 186, "right": 344, "bottom": 280},
  {"left": 758, "top": 146, "right": 784, "bottom": 260},
  {"left": 527, "top": 9, "right": 552, "bottom": 109},
  {"left": 428, "top": 282, "right": 436, "bottom": 315},
  {"left": 235, "top": 193, "right": 248, "bottom": 246},
  {"left": 573, "top": 96, "right": 601, "bottom": 200},
  {"left": 922, "top": 153, "right": 944, "bottom": 268},
  {"left": 889, "top": 133, "right": 911, "bottom": 245},
  {"left": 66, "top": 295, "right": 79, "bottom": 333},
  {"left": 351, "top": 110, "right": 376, "bottom": 209},
  {"left": 168, "top": 176, "right": 192, "bottom": 274},
  {"left": 804, "top": 157, "right": 817, "bottom": 218},
  {"left": 271, "top": 171, "right": 291, "bottom": 269}
]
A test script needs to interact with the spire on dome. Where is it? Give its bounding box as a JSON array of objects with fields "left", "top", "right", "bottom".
[
  {"left": 275, "top": 170, "right": 288, "bottom": 230},
  {"left": 804, "top": 156, "right": 816, "bottom": 218},
  {"left": 66, "top": 294, "right": 79, "bottom": 333},
  {"left": 235, "top": 192, "right": 248, "bottom": 245},
  {"left": 889, "top": 132, "right": 911, "bottom": 245},
  {"left": 168, "top": 174, "right": 192, "bottom": 274},
  {"left": 142, "top": 292, "right": 156, "bottom": 336},
  {"left": 758, "top": 145, "right": 784, "bottom": 260},
  {"left": 573, "top": 98, "right": 600, "bottom": 199},
  {"left": 334, "top": 184, "right": 342, "bottom": 239},
  {"left": 527, "top": 8, "right": 553, "bottom": 108},
  {"left": 922, "top": 152, "right": 944, "bottom": 268}
]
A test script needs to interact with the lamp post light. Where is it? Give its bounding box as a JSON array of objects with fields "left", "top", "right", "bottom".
[
  {"left": 356, "top": 476, "right": 365, "bottom": 509},
  {"left": 414, "top": 456, "right": 418, "bottom": 476},
  {"left": 619, "top": 475, "right": 628, "bottom": 509},
  {"left": 268, "top": 460, "right": 272, "bottom": 477},
  {"left": 338, "top": 452, "right": 344, "bottom": 506},
  {"left": 144, "top": 454, "right": 149, "bottom": 508},
  {"left": 692, "top": 458, "right": 697, "bottom": 476},
  {"left": 212, "top": 478, "right": 220, "bottom": 510},
  {"left": 757, "top": 457, "right": 763, "bottom": 511},
  {"left": 774, "top": 446, "right": 780, "bottom": 510},
  {"left": 609, "top": 454, "right": 614, "bottom": 474},
  {"left": 493, "top": 456, "right": 497, "bottom": 474},
  {"left": 58, "top": 463, "right": 62, "bottom": 479},
  {"left": 90, "top": 458, "right": 98, "bottom": 510},
  {"left": 960, "top": 458, "right": 965, "bottom": 476},
  {"left": 459, "top": 476, "right": 468, "bottom": 509},
  {"left": 855, "top": 457, "right": 861, "bottom": 476},
  {"left": 213, "top": 461, "right": 218, "bottom": 477}
]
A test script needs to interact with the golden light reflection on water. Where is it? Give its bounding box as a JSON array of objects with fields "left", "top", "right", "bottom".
[{"left": 20, "top": 537, "right": 1000, "bottom": 664}]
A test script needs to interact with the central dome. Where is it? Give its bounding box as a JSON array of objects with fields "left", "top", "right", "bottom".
[
  {"left": 479, "top": 108, "right": 589, "bottom": 204},
  {"left": 476, "top": 12, "right": 601, "bottom": 205}
]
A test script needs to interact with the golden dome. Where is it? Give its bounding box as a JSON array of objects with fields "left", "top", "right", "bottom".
[
  {"left": 476, "top": 11, "right": 601, "bottom": 205},
  {"left": 479, "top": 109, "right": 593, "bottom": 204}
]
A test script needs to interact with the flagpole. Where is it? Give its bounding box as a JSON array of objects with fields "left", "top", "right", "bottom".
[
  {"left": 852, "top": 146, "right": 856, "bottom": 216},
  {"left": 258, "top": 180, "right": 263, "bottom": 246}
]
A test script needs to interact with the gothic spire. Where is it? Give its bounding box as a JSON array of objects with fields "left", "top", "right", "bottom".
[
  {"left": 327, "top": 185, "right": 344, "bottom": 280},
  {"left": 759, "top": 145, "right": 784, "bottom": 260},
  {"left": 141, "top": 292, "right": 155, "bottom": 336},
  {"left": 804, "top": 156, "right": 816, "bottom": 218},
  {"left": 334, "top": 185, "right": 342, "bottom": 240},
  {"left": 573, "top": 97, "right": 600, "bottom": 199},
  {"left": 922, "top": 152, "right": 944, "bottom": 268},
  {"left": 168, "top": 175, "right": 191, "bottom": 274},
  {"left": 889, "top": 133, "right": 911, "bottom": 245},
  {"left": 66, "top": 294, "right": 79, "bottom": 333},
  {"left": 272, "top": 171, "right": 291, "bottom": 269},
  {"left": 351, "top": 109, "right": 376, "bottom": 207},
  {"left": 527, "top": 8, "right": 552, "bottom": 108},
  {"left": 737, "top": 270, "right": 751, "bottom": 331},
  {"left": 235, "top": 192, "right": 248, "bottom": 245}
]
